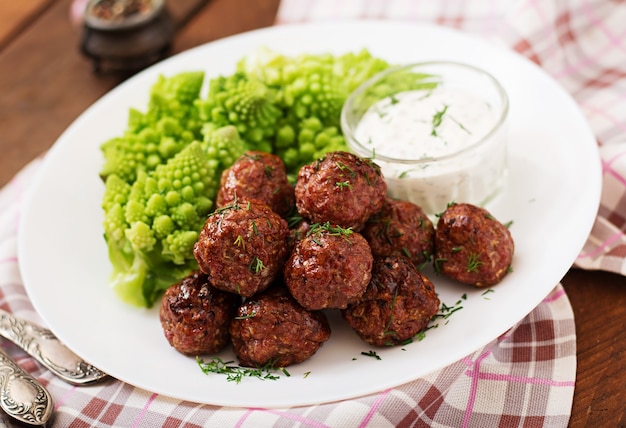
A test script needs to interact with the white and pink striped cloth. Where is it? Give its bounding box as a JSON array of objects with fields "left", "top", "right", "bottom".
[{"left": 0, "top": 0, "right": 625, "bottom": 426}]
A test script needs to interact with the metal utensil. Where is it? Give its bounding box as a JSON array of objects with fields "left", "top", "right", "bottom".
[
  {"left": 0, "top": 309, "right": 108, "bottom": 385},
  {"left": 0, "top": 347, "right": 53, "bottom": 426}
]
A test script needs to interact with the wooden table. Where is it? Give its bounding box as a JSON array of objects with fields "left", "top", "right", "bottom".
[{"left": 1, "top": 1, "right": 624, "bottom": 426}]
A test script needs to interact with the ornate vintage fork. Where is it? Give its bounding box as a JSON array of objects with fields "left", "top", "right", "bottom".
[
  {"left": 0, "top": 346, "right": 53, "bottom": 426},
  {"left": 0, "top": 309, "right": 108, "bottom": 385}
]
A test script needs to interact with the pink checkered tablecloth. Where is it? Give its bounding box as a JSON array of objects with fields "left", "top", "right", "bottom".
[{"left": 1, "top": 0, "right": 625, "bottom": 426}]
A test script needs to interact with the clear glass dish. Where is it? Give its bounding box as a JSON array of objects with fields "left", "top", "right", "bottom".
[{"left": 341, "top": 61, "right": 509, "bottom": 215}]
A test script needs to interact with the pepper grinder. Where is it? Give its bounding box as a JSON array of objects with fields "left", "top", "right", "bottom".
[{"left": 80, "top": 0, "right": 175, "bottom": 73}]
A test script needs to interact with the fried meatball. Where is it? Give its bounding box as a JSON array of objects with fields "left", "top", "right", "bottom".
[
  {"left": 294, "top": 151, "right": 387, "bottom": 231},
  {"left": 193, "top": 200, "right": 289, "bottom": 297},
  {"left": 160, "top": 271, "right": 240, "bottom": 355},
  {"left": 434, "top": 203, "right": 514, "bottom": 287},
  {"left": 342, "top": 256, "right": 440, "bottom": 347},
  {"left": 229, "top": 287, "right": 331, "bottom": 368},
  {"left": 216, "top": 151, "right": 295, "bottom": 218},
  {"left": 362, "top": 198, "right": 434, "bottom": 268},
  {"left": 284, "top": 223, "right": 373, "bottom": 310}
]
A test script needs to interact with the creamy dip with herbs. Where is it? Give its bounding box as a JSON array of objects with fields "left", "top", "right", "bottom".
[
  {"left": 354, "top": 87, "right": 498, "bottom": 160},
  {"left": 351, "top": 86, "right": 507, "bottom": 215}
]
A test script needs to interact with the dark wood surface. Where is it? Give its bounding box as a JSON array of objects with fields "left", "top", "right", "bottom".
[{"left": 1, "top": 1, "right": 624, "bottom": 426}]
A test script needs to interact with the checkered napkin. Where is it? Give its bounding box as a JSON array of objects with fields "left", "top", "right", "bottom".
[{"left": 0, "top": 0, "right": 624, "bottom": 426}]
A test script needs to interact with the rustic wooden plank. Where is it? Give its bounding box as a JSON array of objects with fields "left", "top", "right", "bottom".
[
  {"left": 0, "top": 0, "right": 120, "bottom": 187},
  {"left": 0, "top": 0, "right": 55, "bottom": 50},
  {"left": 562, "top": 269, "right": 626, "bottom": 427}
]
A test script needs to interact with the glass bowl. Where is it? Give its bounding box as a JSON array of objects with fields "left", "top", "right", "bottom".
[{"left": 341, "top": 61, "right": 509, "bottom": 216}]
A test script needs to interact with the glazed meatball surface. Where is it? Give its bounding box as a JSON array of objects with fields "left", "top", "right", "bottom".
[
  {"left": 434, "top": 203, "right": 514, "bottom": 287},
  {"left": 193, "top": 200, "right": 289, "bottom": 297},
  {"left": 362, "top": 198, "right": 434, "bottom": 268},
  {"left": 216, "top": 151, "right": 295, "bottom": 218},
  {"left": 294, "top": 151, "right": 386, "bottom": 231},
  {"left": 342, "top": 256, "right": 440, "bottom": 347},
  {"left": 229, "top": 287, "right": 331, "bottom": 368},
  {"left": 284, "top": 223, "right": 373, "bottom": 310},
  {"left": 160, "top": 271, "right": 240, "bottom": 355}
]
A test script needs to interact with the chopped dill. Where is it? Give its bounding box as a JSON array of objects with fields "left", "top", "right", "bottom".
[
  {"left": 361, "top": 350, "right": 382, "bottom": 360},
  {"left": 482, "top": 288, "right": 495, "bottom": 300},
  {"left": 335, "top": 180, "right": 353, "bottom": 191},
  {"left": 233, "top": 235, "right": 245, "bottom": 249},
  {"left": 433, "top": 257, "right": 447, "bottom": 273},
  {"left": 466, "top": 252, "right": 483, "bottom": 273},
  {"left": 196, "top": 357, "right": 282, "bottom": 383},
  {"left": 307, "top": 222, "right": 354, "bottom": 241},
  {"left": 249, "top": 257, "right": 265, "bottom": 274},
  {"left": 431, "top": 104, "right": 449, "bottom": 137},
  {"left": 335, "top": 161, "right": 356, "bottom": 177}
]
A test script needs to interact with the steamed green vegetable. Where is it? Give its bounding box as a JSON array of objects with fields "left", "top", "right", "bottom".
[
  {"left": 103, "top": 138, "right": 241, "bottom": 307},
  {"left": 100, "top": 47, "right": 394, "bottom": 307},
  {"left": 100, "top": 71, "right": 205, "bottom": 184}
]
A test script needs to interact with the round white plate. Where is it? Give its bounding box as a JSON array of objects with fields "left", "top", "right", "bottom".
[{"left": 18, "top": 21, "right": 601, "bottom": 408}]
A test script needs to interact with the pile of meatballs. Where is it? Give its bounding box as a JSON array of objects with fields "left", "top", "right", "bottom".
[{"left": 159, "top": 151, "right": 514, "bottom": 368}]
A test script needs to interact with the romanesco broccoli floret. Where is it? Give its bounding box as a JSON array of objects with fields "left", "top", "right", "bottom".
[
  {"left": 275, "top": 117, "right": 347, "bottom": 173},
  {"left": 201, "top": 124, "right": 247, "bottom": 171},
  {"left": 332, "top": 49, "right": 391, "bottom": 93},
  {"left": 103, "top": 141, "right": 220, "bottom": 307},
  {"left": 100, "top": 71, "right": 205, "bottom": 183},
  {"left": 144, "top": 71, "right": 205, "bottom": 126},
  {"left": 279, "top": 55, "right": 347, "bottom": 127},
  {"left": 196, "top": 72, "right": 282, "bottom": 152}
]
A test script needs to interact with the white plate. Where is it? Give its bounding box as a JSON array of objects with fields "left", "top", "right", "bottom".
[{"left": 18, "top": 21, "right": 601, "bottom": 408}]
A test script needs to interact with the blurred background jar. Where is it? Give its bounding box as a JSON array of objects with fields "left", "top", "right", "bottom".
[{"left": 76, "top": 0, "right": 175, "bottom": 73}]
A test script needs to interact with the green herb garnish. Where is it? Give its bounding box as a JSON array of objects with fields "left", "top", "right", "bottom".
[
  {"left": 466, "top": 252, "right": 483, "bottom": 273},
  {"left": 431, "top": 104, "right": 449, "bottom": 136},
  {"left": 482, "top": 288, "right": 495, "bottom": 299},
  {"left": 361, "top": 350, "right": 382, "bottom": 360},
  {"left": 196, "top": 357, "right": 281, "bottom": 383},
  {"left": 335, "top": 180, "right": 353, "bottom": 191},
  {"left": 249, "top": 257, "right": 265, "bottom": 274},
  {"left": 307, "top": 222, "right": 354, "bottom": 241},
  {"left": 233, "top": 235, "right": 246, "bottom": 249}
]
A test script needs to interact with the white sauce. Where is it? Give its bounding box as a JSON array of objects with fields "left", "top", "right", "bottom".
[
  {"left": 355, "top": 88, "right": 497, "bottom": 159},
  {"left": 352, "top": 86, "right": 507, "bottom": 215}
]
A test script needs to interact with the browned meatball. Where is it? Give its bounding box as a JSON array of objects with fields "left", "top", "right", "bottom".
[
  {"left": 362, "top": 198, "right": 434, "bottom": 268},
  {"left": 434, "top": 203, "right": 514, "bottom": 287},
  {"left": 342, "top": 256, "right": 440, "bottom": 347},
  {"left": 159, "top": 271, "right": 240, "bottom": 355},
  {"left": 193, "top": 200, "right": 289, "bottom": 297},
  {"left": 216, "top": 151, "right": 295, "bottom": 218},
  {"left": 294, "top": 151, "right": 387, "bottom": 231},
  {"left": 229, "top": 287, "right": 331, "bottom": 368},
  {"left": 284, "top": 222, "right": 373, "bottom": 310}
]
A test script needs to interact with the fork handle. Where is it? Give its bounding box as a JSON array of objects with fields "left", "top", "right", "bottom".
[
  {"left": 0, "top": 346, "right": 53, "bottom": 426},
  {"left": 0, "top": 309, "right": 108, "bottom": 385}
]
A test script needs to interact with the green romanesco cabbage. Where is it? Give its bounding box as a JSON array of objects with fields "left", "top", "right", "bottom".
[
  {"left": 102, "top": 138, "right": 240, "bottom": 308},
  {"left": 275, "top": 117, "right": 346, "bottom": 174},
  {"left": 100, "top": 71, "right": 205, "bottom": 184},
  {"left": 196, "top": 72, "right": 282, "bottom": 153},
  {"left": 201, "top": 123, "right": 247, "bottom": 171}
]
